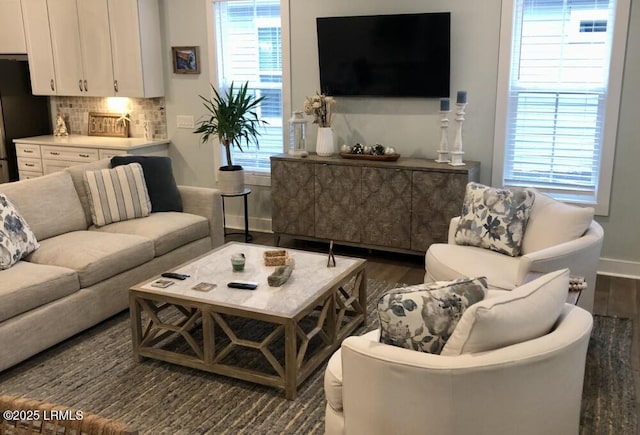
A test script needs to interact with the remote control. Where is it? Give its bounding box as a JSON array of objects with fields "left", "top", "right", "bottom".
[
  {"left": 161, "top": 272, "right": 189, "bottom": 280},
  {"left": 227, "top": 281, "right": 258, "bottom": 290}
]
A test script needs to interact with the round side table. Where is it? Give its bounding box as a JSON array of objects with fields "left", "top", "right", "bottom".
[{"left": 221, "top": 188, "right": 253, "bottom": 242}]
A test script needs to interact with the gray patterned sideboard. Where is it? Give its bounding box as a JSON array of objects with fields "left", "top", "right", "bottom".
[{"left": 270, "top": 154, "right": 480, "bottom": 255}]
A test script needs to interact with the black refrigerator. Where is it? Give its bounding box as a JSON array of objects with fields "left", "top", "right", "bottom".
[{"left": 0, "top": 56, "right": 51, "bottom": 183}]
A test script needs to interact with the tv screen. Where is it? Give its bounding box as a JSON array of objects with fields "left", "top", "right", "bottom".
[{"left": 316, "top": 13, "right": 450, "bottom": 98}]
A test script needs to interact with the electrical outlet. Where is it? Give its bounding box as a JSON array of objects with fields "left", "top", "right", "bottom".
[{"left": 176, "top": 115, "right": 195, "bottom": 129}]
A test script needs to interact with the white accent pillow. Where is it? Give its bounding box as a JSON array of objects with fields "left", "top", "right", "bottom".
[
  {"left": 521, "top": 189, "right": 594, "bottom": 254},
  {"left": 441, "top": 269, "right": 569, "bottom": 356},
  {"left": 83, "top": 163, "right": 151, "bottom": 227},
  {"left": 0, "top": 193, "right": 39, "bottom": 270}
]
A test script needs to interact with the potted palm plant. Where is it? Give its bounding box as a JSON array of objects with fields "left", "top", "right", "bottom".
[{"left": 194, "top": 81, "right": 267, "bottom": 194}]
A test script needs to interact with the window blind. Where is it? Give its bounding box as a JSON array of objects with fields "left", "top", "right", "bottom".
[
  {"left": 503, "top": 0, "right": 616, "bottom": 202},
  {"left": 214, "top": 0, "right": 283, "bottom": 172}
]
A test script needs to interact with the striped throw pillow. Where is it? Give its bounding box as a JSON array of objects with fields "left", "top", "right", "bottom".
[{"left": 83, "top": 163, "right": 151, "bottom": 227}]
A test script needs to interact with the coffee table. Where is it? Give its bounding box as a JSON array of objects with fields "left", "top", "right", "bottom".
[{"left": 129, "top": 242, "right": 367, "bottom": 399}]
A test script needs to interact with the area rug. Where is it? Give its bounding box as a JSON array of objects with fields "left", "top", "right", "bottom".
[{"left": 0, "top": 279, "right": 635, "bottom": 435}]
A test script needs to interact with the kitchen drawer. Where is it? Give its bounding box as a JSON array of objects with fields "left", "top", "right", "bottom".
[
  {"left": 17, "top": 157, "right": 43, "bottom": 172},
  {"left": 15, "top": 143, "right": 42, "bottom": 158},
  {"left": 41, "top": 146, "right": 99, "bottom": 163},
  {"left": 19, "top": 170, "right": 43, "bottom": 180},
  {"left": 43, "top": 159, "right": 78, "bottom": 175},
  {"left": 99, "top": 148, "right": 128, "bottom": 160}
]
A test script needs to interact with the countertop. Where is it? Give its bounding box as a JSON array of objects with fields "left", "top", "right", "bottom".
[{"left": 13, "top": 135, "right": 170, "bottom": 150}]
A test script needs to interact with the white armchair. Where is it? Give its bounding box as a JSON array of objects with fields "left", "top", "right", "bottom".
[
  {"left": 425, "top": 191, "right": 604, "bottom": 312},
  {"left": 324, "top": 303, "right": 593, "bottom": 435}
]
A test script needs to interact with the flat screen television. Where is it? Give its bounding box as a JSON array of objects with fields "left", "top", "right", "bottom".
[{"left": 316, "top": 12, "right": 450, "bottom": 98}]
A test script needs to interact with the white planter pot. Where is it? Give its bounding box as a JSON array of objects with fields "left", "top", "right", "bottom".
[
  {"left": 217, "top": 167, "right": 245, "bottom": 194},
  {"left": 316, "top": 127, "right": 335, "bottom": 157}
]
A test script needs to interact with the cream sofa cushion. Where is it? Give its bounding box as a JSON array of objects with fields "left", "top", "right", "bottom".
[
  {"left": 91, "top": 212, "right": 209, "bottom": 256},
  {"left": 26, "top": 231, "right": 154, "bottom": 287},
  {"left": 441, "top": 269, "right": 569, "bottom": 356},
  {"left": 425, "top": 243, "right": 521, "bottom": 290},
  {"left": 66, "top": 159, "right": 111, "bottom": 226},
  {"left": 0, "top": 171, "right": 87, "bottom": 241},
  {"left": 521, "top": 190, "right": 594, "bottom": 254},
  {"left": 0, "top": 261, "right": 79, "bottom": 322}
]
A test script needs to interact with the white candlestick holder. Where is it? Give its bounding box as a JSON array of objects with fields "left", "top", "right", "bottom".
[
  {"left": 450, "top": 102, "right": 467, "bottom": 166},
  {"left": 435, "top": 110, "right": 450, "bottom": 163}
]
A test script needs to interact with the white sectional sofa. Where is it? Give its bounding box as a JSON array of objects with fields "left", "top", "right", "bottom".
[{"left": 0, "top": 159, "right": 224, "bottom": 371}]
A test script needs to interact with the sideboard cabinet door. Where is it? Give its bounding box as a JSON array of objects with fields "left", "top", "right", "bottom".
[
  {"left": 411, "top": 171, "right": 469, "bottom": 251},
  {"left": 361, "top": 167, "right": 412, "bottom": 249},
  {"left": 271, "top": 159, "right": 315, "bottom": 237},
  {"left": 315, "top": 164, "right": 362, "bottom": 243}
]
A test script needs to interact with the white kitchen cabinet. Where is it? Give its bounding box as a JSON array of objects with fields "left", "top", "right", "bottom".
[
  {"left": 0, "top": 0, "right": 27, "bottom": 53},
  {"left": 14, "top": 136, "right": 170, "bottom": 180},
  {"left": 21, "top": 0, "right": 162, "bottom": 97},
  {"left": 47, "top": 0, "right": 114, "bottom": 96},
  {"left": 108, "top": 0, "right": 164, "bottom": 97},
  {"left": 21, "top": 0, "right": 57, "bottom": 94}
]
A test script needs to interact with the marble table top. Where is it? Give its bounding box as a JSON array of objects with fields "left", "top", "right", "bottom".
[{"left": 133, "top": 242, "right": 366, "bottom": 318}]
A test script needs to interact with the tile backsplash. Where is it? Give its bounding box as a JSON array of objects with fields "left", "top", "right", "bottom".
[{"left": 51, "top": 96, "right": 167, "bottom": 139}]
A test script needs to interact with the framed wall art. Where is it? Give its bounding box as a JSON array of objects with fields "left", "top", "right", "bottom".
[{"left": 172, "top": 46, "right": 200, "bottom": 74}]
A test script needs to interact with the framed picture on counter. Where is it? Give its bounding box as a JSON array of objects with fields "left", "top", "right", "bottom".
[{"left": 88, "top": 112, "right": 129, "bottom": 138}]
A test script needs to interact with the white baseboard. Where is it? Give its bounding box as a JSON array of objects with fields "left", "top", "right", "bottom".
[
  {"left": 598, "top": 257, "right": 640, "bottom": 279},
  {"left": 224, "top": 214, "right": 272, "bottom": 234}
]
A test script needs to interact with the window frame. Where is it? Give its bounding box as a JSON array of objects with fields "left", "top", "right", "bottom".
[
  {"left": 206, "top": 0, "right": 291, "bottom": 187},
  {"left": 492, "top": 0, "right": 630, "bottom": 216}
]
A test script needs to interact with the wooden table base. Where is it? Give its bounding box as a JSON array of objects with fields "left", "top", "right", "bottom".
[{"left": 130, "top": 267, "right": 367, "bottom": 400}]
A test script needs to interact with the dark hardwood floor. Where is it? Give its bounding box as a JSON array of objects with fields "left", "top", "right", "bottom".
[{"left": 231, "top": 232, "right": 640, "bottom": 428}]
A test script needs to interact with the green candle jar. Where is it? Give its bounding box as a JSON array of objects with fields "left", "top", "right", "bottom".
[{"left": 231, "top": 253, "right": 246, "bottom": 272}]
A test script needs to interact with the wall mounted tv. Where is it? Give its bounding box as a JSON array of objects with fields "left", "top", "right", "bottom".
[{"left": 316, "top": 12, "right": 450, "bottom": 98}]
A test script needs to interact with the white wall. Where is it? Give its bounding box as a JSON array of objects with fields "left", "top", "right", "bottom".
[
  {"left": 160, "top": 0, "right": 640, "bottom": 271},
  {"left": 291, "top": 0, "right": 500, "bottom": 184},
  {"left": 160, "top": 0, "right": 215, "bottom": 188},
  {"left": 594, "top": 0, "right": 640, "bottom": 269}
]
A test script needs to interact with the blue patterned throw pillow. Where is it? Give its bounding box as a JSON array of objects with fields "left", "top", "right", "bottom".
[
  {"left": 378, "top": 277, "right": 487, "bottom": 354},
  {"left": 454, "top": 182, "right": 535, "bottom": 257},
  {"left": 0, "top": 193, "right": 40, "bottom": 270}
]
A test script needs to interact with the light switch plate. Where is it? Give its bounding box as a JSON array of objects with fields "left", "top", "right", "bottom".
[{"left": 177, "top": 115, "right": 195, "bottom": 129}]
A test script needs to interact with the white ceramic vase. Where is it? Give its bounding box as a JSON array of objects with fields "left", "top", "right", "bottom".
[
  {"left": 316, "top": 127, "right": 335, "bottom": 157},
  {"left": 217, "top": 167, "right": 245, "bottom": 194}
]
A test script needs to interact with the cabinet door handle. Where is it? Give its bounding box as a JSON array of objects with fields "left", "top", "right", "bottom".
[
  {"left": 50, "top": 79, "right": 55, "bottom": 91},
  {"left": 25, "top": 163, "right": 35, "bottom": 167},
  {"left": 79, "top": 154, "right": 90, "bottom": 158},
  {"left": 114, "top": 80, "right": 118, "bottom": 92},
  {"left": 24, "top": 149, "right": 33, "bottom": 154},
  {"left": 84, "top": 80, "right": 88, "bottom": 92},
  {"left": 78, "top": 80, "right": 83, "bottom": 91},
  {"left": 50, "top": 151, "right": 60, "bottom": 156}
]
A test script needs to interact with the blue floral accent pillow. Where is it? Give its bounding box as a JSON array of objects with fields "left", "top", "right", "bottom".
[
  {"left": 378, "top": 277, "right": 487, "bottom": 354},
  {"left": 0, "top": 193, "right": 39, "bottom": 270},
  {"left": 454, "top": 182, "right": 535, "bottom": 257}
]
